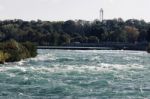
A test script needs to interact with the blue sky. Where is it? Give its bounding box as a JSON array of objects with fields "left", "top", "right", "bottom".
[{"left": 0, "top": 0, "right": 149, "bottom": 21}]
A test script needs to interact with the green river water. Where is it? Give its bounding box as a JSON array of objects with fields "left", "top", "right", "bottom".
[{"left": 0, "top": 50, "right": 150, "bottom": 99}]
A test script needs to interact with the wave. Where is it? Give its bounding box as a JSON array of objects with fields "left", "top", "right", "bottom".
[
  {"left": 123, "top": 56, "right": 140, "bottom": 61},
  {"left": 15, "top": 60, "right": 27, "bottom": 66},
  {"left": 101, "top": 63, "right": 144, "bottom": 70},
  {"left": 0, "top": 62, "right": 144, "bottom": 74},
  {"left": 18, "top": 63, "right": 144, "bottom": 74},
  {"left": 29, "top": 53, "right": 56, "bottom": 62}
]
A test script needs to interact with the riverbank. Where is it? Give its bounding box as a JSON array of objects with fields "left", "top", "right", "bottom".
[
  {"left": 37, "top": 42, "right": 148, "bottom": 51},
  {"left": 37, "top": 46, "right": 114, "bottom": 50}
]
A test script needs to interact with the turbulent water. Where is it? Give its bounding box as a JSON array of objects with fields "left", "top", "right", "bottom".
[{"left": 0, "top": 50, "right": 150, "bottom": 99}]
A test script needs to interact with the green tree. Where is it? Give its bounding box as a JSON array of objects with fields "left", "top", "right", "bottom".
[
  {"left": 88, "top": 36, "right": 99, "bottom": 43},
  {"left": 124, "top": 26, "right": 140, "bottom": 43}
]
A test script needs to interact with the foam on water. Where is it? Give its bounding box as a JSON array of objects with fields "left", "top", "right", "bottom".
[
  {"left": 30, "top": 53, "right": 56, "bottom": 62},
  {"left": 0, "top": 49, "right": 150, "bottom": 99}
]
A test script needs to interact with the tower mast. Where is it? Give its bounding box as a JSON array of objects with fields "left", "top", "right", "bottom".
[{"left": 100, "top": 8, "right": 104, "bottom": 22}]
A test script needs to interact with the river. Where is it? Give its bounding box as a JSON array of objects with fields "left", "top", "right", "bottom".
[{"left": 0, "top": 50, "right": 150, "bottom": 99}]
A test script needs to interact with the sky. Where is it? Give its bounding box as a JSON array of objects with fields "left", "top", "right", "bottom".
[{"left": 0, "top": 0, "right": 149, "bottom": 22}]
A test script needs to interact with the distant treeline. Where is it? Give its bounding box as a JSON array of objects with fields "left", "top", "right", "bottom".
[{"left": 0, "top": 18, "right": 150, "bottom": 46}]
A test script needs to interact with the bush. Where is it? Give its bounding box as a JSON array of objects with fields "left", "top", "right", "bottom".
[
  {"left": 22, "top": 41, "right": 37, "bottom": 57},
  {"left": 0, "top": 39, "right": 37, "bottom": 63},
  {"left": 0, "top": 51, "right": 9, "bottom": 64}
]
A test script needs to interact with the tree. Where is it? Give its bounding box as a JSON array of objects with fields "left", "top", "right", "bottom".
[
  {"left": 124, "top": 26, "right": 140, "bottom": 43},
  {"left": 147, "top": 28, "right": 150, "bottom": 42},
  {"left": 62, "top": 20, "right": 77, "bottom": 34},
  {"left": 90, "top": 22, "right": 105, "bottom": 40},
  {"left": 88, "top": 36, "right": 99, "bottom": 43},
  {"left": 59, "top": 33, "right": 71, "bottom": 45},
  {"left": 49, "top": 33, "right": 60, "bottom": 45}
]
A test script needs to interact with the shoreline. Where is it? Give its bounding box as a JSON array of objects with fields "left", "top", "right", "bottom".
[
  {"left": 37, "top": 46, "right": 146, "bottom": 51},
  {"left": 37, "top": 46, "right": 114, "bottom": 50},
  {"left": 37, "top": 42, "right": 148, "bottom": 51}
]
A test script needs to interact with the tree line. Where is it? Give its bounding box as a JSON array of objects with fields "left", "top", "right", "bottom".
[{"left": 0, "top": 18, "right": 150, "bottom": 46}]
